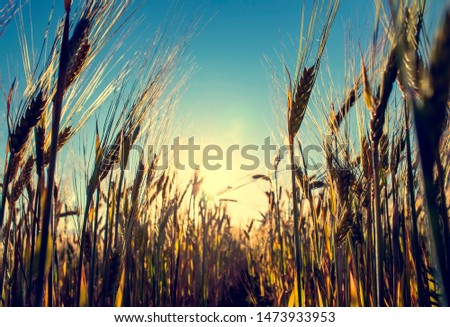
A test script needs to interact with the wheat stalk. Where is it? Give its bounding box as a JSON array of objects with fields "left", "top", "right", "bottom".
[
  {"left": 413, "top": 9, "right": 450, "bottom": 305},
  {"left": 35, "top": 0, "right": 72, "bottom": 306}
]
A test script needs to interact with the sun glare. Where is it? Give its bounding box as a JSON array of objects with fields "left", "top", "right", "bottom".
[{"left": 199, "top": 170, "right": 235, "bottom": 199}]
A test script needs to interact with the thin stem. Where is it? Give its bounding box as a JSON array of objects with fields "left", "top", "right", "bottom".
[
  {"left": 290, "top": 137, "right": 303, "bottom": 306},
  {"left": 372, "top": 141, "right": 384, "bottom": 307},
  {"left": 35, "top": 6, "right": 71, "bottom": 306},
  {"left": 404, "top": 101, "right": 425, "bottom": 306},
  {"left": 88, "top": 185, "right": 101, "bottom": 305}
]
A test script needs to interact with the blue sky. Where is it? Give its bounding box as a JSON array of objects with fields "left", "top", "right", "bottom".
[
  {"left": 0, "top": 0, "right": 448, "bottom": 221},
  {"left": 2, "top": 0, "right": 447, "bottom": 145}
]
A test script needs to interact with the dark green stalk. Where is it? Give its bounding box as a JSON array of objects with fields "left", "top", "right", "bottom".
[
  {"left": 344, "top": 242, "right": 350, "bottom": 305},
  {"left": 372, "top": 141, "right": 384, "bottom": 307},
  {"left": 115, "top": 169, "right": 125, "bottom": 249},
  {"left": 413, "top": 9, "right": 450, "bottom": 306},
  {"left": 384, "top": 183, "right": 393, "bottom": 304},
  {"left": 101, "top": 174, "right": 113, "bottom": 305},
  {"left": 0, "top": 212, "right": 13, "bottom": 303},
  {"left": 0, "top": 154, "right": 14, "bottom": 228},
  {"left": 75, "top": 190, "right": 92, "bottom": 306},
  {"left": 404, "top": 99, "right": 425, "bottom": 306},
  {"left": 299, "top": 142, "right": 320, "bottom": 264},
  {"left": 289, "top": 137, "right": 303, "bottom": 306},
  {"left": 419, "top": 149, "right": 450, "bottom": 305},
  {"left": 88, "top": 185, "right": 100, "bottom": 305},
  {"left": 35, "top": 4, "right": 71, "bottom": 306},
  {"left": 28, "top": 156, "right": 44, "bottom": 303},
  {"left": 435, "top": 155, "right": 450, "bottom": 273},
  {"left": 201, "top": 202, "right": 207, "bottom": 306},
  {"left": 365, "top": 196, "right": 375, "bottom": 306},
  {"left": 274, "top": 167, "right": 286, "bottom": 305},
  {"left": 391, "top": 171, "right": 400, "bottom": 305},
  {"left": 172, "top": 202, "right": 180, "bottom": 306},
  {"left": 103, "top": 174, "right": 113, "bottom": 261}
]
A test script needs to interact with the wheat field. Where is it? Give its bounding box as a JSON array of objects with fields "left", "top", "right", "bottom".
[{"left": 0, "top": 0, "right": 449, "bottom": 307}]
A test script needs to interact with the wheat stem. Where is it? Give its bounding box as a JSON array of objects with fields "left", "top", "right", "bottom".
[{"left": 35, "top": 2, "right": 71, "bottom": 306}]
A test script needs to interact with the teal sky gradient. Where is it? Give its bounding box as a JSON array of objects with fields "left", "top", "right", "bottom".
[
  {"left": 1, "top": 0, "right": 447, "bottom": 145},
  {"left": 0, "top": 0, "right": 448, "bottom": 220}
]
